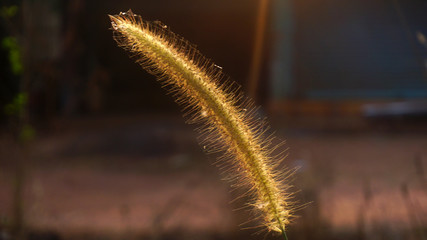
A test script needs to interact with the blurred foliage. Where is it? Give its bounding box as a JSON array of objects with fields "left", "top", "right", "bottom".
[
  {"left": 3, "top": 93, "right": 36, "bottom": 142},
  {"left": 0, "top": 3, "right": 21, "bottom": 122},
  {"left": 4, "top": 92, "right": 26, "bottom": 118},
  {"left": 19, "top": 123, "right": 35, "bottom": 142},
  {"left": 0, "top": 5, "right": 18, "bottom": 18},
  {"left": 2, "top": 36, "right": 22, "bottom": 75}
]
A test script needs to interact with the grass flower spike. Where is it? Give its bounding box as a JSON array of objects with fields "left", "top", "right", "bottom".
[{"left": 109, "top": 10, "right": 295, "bottom": 238}]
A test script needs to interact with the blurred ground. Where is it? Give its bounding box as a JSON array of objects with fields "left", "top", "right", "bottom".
[{"left": 0, "top": 114, "right": 427, "bottom": 240}]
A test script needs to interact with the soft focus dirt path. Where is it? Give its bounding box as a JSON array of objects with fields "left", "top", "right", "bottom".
[{"left": 1, "top": 115, "right": 426, "bottom": 238}]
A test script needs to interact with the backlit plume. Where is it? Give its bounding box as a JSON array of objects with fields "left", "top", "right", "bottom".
[{"left": 109, "top": 10, "right": 297, "bottom": 237}]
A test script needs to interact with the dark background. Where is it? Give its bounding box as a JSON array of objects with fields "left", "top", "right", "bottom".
[{"left": 0, "top": 0, "right": 426, "bottom": 240}]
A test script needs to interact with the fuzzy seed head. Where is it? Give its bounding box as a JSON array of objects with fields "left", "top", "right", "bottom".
[{"left": 109, "top": 10, "right": 297, "bottom": 234}]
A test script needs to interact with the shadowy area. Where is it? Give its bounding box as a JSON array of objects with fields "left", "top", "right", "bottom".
[
  {"left": 1, "top": 0, "right": 427, "bottom": 240},
  {"left": 1, "top": 115, "right": 427, "bottom": 240}
]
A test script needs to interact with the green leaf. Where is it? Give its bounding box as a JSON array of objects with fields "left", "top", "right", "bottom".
[
  {"left": 2, "top": 36, "right": 23, "bottom": 75},
  {"left": 0, "top": 5, "right": 18, "bottom": 18}
]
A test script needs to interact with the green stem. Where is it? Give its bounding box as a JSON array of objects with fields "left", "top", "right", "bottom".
[{"left": 281, "top": 229, "right": 288, "bottom": 240}]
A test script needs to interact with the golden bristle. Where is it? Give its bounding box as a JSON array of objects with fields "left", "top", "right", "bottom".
[{"left": 109, "top": 10, "right": 296, "bottom": 236}]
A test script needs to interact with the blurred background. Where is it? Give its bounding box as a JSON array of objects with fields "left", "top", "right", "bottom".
[{"left": 1, "top": 0, "right": 427, "bottom": 239}]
